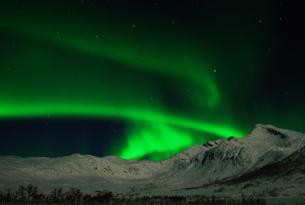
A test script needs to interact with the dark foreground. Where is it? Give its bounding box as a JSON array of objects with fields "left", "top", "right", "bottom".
[{"left": 0, "top": 185, "right": 301, "bottom": 205}]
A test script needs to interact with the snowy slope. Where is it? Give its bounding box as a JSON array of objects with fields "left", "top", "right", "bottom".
[{"left": 0, "top": 124, "right": 305, "bottom": 197}]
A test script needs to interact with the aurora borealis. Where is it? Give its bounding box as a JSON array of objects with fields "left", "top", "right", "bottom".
[{"left": 0, "top": 0, "right": 304, "bottom": 160}]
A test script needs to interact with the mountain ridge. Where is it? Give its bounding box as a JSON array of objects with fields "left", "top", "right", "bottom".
[{"left": 1, "top": 124, "right": 305, "bottom": 197}]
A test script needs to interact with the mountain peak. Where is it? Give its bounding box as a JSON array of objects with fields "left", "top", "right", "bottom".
[
  {"left": 249, "top": 124, "right": 287, "bottom": 139},
  {"left": 249, "top": 124, "right": 304, "bottom": 141}
]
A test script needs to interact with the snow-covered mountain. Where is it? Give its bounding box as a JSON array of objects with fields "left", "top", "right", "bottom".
[{"left": 1, "top": 124, "right": 305, "bottom": 197}]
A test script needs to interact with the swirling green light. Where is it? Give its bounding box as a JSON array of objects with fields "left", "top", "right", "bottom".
[
  {"left": 0, "top": 5, "right": 246, "bottom": 160},
  {"left": 120, "top": 124, "right": 195, "bottom": 160},
  {"left": 0, "top": 103, "right": 244, "bottom": 138},
  {"left": 0, "top": 103, "right": 244, "bottom": 159},
  {"left": 0, "top": 9, "right": 220, "bottom": 108}
]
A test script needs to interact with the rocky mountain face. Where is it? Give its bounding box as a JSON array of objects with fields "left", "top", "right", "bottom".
[{"left": 1, "top": 124, "right": 305, "bottom": 197}]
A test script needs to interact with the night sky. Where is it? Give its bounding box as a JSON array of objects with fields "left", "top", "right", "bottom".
[{"left": 0, "top": 0, "right": 304, "bottom": 160}]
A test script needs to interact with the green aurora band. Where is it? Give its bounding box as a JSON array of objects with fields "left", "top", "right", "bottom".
[
  {"left": 121, "top": 123, "right": 195, "bottom": 160},
  {"left": 0, "top": 4, "right": 247, "bottom": 160},
  {"left": 0, "top": 7, "right": 220, "bottom": 108},
  {"left": 0, "top": 103, "right": 244, "bottom": 160}
]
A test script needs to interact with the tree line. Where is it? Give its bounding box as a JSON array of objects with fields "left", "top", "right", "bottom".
[{"left": 0, "top": 184, "right": 267, "bottom": 205}]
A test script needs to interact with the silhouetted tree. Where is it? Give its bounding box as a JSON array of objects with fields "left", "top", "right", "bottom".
[
  {"left": 66, "top": 188, "right": 83, "bottom": 205},
  {"left": 50, "top": 187, "right": 64, "bottom": 203},
  {"left": 25, "top": 184, "right": 39, "bottom": 202},
  {"left": 16, "top": 185, "right": 27, "bottom": 201}
]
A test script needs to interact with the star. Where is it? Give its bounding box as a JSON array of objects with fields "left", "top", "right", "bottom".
[
  {"left": 210, "top": 65, "right": 217, "bottom": 73},
  {"left": 257, "top": 17, "right": 263, "bottom": 24}
]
